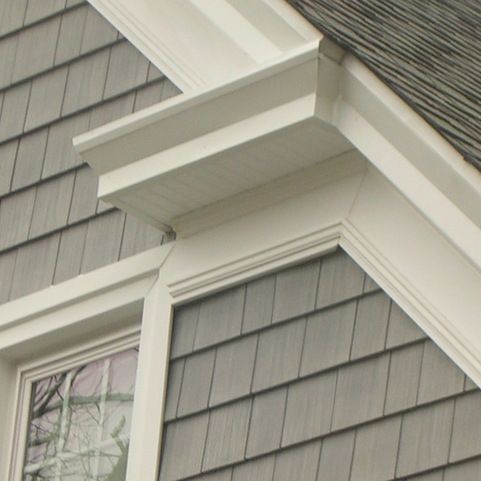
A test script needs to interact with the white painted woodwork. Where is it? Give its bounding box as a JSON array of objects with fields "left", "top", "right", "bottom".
[
  {"left": 3, "top": 164, "right": 481, "bottom": 481},
  {"left": 75, "top": 42, "right": 351, "bottom": 232},
  {"left": 87, "top": 0, "right": 321, "bottom": 91},
  {"left": 0, "top": 358, "right": 16, "bottom": 481},
  {"left": 126, "top": 279, "right": 173, "bottom": 481}
]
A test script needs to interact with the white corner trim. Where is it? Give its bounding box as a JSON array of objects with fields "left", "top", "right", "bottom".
[
  {"left": 158, "top": 166, "right": 481, "bottom": 391},
  {"left": 87, "top": 0, "right": 206, "bottom": 91},
  {"left": 342, "top": 169, "right": 481, "bottom": 389},
  {"left": 74, "top": 40, "right": 321, "bottom": 158},
  {"left": 74, "top": 40, "right": 353, "bottom": 235},
  {"left": 126, "top": 278, "right": 173, "bottom": 481},
  {"left": 162, "top": 170, "right": 365, "bottom": 301}
]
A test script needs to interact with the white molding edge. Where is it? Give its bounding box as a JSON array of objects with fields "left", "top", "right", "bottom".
[
  {"left": 0, "top": 245, "right": 173, "bottom": 359},
  {"left": 87, "top": 0, "right": 321, "bottom": 91},
  {"left": 337, "top": 55, "right": 481, "bottom": 273},
  {"left": 73, "top": 40, "right": 352, "bottom": 234},
  {"left": 126, "top": 279, "right": 173, "bottom": 481},
  {"left": 4, "top": 166, "right": 481, "bottom": 480}
]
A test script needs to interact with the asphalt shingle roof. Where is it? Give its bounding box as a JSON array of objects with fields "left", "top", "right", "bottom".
[{"left": 288, "top": 0, "right": 481, "bottom": 170}]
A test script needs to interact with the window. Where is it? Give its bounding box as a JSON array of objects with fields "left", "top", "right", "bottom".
[
  {"left": 0, "top": 247, "right": 170, "bottom": 481},
  {"left": 23, "top": 348, "right": 138, "bottom": 481}
]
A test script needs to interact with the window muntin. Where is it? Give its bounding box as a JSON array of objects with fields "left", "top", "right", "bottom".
[{"left": 23, "top": 348, "right": 138, "bottom": 481}]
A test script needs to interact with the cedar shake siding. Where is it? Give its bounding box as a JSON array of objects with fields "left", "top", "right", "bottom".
[
  {"left": 160, "top": 249, "right": 481, "bottom": 481},
  {"left": 0, "top": 0, "right": 180, "bottom": 303}
]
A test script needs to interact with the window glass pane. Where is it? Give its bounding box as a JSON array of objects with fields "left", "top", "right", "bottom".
[{"left": 23, "top": 348, "right": 138, "bottom": 481}]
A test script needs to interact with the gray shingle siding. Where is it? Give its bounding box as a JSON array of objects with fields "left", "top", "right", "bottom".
[
  {"left": 160, "top": 249, "right": 481, "bottom": 481},
  {"left": 0, "top": 0, "right": 180, "bottom": 303}
]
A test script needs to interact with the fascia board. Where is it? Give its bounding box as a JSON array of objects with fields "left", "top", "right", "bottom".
[
  {"left": 87, "top": 0, "right": 321, "bottom": 91},
  {"left": 74, "top": 41, "right": 321, "bottom": 164},
  {"left": 344, "top": 169, "right": 481, "bottom": 389},
  {"left": 337, "top": 54, "right": 481, "bottom": 273},
  {"left": 340, "top": 55, "right": 481, "bottom": 230}
]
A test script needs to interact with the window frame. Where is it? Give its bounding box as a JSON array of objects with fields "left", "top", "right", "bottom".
[
  {"left": 0, "top": 244, "right": 172, "bottom": 481},
  {"left": 12, "top": 328, "right": 140, "bottom": 481}
]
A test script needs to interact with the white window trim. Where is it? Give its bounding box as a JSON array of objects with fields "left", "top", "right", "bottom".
[{"left": 0, "top": 245, "right": 172, "bottom": 481}]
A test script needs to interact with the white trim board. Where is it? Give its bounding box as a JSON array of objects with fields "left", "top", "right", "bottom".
[
  {"left": 0, "top": 245, "right": 172, "bottom": 361},
  {"left": 87, "top": 0, "right": 321, "bottom": 91}
]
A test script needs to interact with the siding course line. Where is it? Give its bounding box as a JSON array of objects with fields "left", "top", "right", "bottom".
[
  {"left": 170, "top": 289, "right": 385, "bottom": 362},
  {"left": 0, "top": 76, "right": 165, "bottom": 149},
  {"left": 177, "top": 431, "right": 481, "bottom": 481},
  {"left": 164, "top": 341, "right": 465, "bottom": 431},
  {"left": 0, "top": 79, "right": 167, "bottom": 200},
  {"left": 163, "top": 251, "right": 481, "bottom": 481},
  {"left": 0, "top": 206, "right": 116, "bottom": 257},
  {"left": 0, "top": 2, "right": 84, "bottom": 42}
]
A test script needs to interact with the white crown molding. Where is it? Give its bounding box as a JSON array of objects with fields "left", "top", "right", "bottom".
[
  {"left": 87, "top": 0, "right": 321, "bottom": 91},
  {"left": 337, "top": 56, "right": 481, "bottom": 271}
]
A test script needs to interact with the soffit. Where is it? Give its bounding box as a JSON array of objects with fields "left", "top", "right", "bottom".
[{"left": 74, "top": 42, "right": 353, "bottom": 233}]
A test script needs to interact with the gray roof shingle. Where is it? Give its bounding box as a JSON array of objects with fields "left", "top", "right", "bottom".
[{"left": 288, "top": 0, "right": 481, "bottom": 170}]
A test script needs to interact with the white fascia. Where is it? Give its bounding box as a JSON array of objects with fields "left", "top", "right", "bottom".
[{"left": 87, "top": 0, "right": 321, "bottom": 91}]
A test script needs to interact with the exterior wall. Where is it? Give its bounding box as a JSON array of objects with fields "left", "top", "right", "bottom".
[
  {"left": 160, "top": 249, "right": 481, "bottom": 481},
  {"left": 0, "top": 0, "right": 180, "bottom": 303}
]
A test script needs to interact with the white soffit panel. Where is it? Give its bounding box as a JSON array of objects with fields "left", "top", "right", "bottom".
[
  {"left": 75, "top": 41, "right": 352, "bottom": 233},
  {"left": 87, "top": 0, "right": 321, "bottom": 91}
]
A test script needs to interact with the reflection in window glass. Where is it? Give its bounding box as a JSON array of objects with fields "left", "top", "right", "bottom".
[{"left": 23, "top": 348, "right": 138, "bottom": 481}]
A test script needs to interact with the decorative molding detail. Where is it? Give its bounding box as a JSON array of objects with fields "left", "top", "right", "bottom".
[
  {"left": 337, "top": 56, "right": 481, "bottom": 272},
  {"left": 74, "top": 40, "right": 351, "bottom": 235},
  {"left": 87, "top": 0, "right": 321, "bottom": 91},
  {"left": 3, "top": 167, "right": 481, "bottom": 480},
  {"left": 162, "top": 170, "right": 365, "bottom": 302}
]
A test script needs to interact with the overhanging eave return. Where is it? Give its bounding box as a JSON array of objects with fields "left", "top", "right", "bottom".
[{"left": 74, "top": 41, "right": 352, "bottom": 235}]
